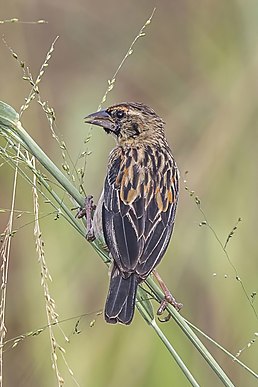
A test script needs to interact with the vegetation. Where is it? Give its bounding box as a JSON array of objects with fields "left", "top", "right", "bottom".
[{"left": 0, "top": 3, "right": 257, "bottom": 386}]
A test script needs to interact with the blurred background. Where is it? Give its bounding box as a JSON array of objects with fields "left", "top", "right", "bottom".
[{"left": 0, "top": 1, "right": 258, "bottom": 386}]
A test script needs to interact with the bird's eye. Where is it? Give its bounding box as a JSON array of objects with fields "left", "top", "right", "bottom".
[{"left": 115, "top": 110, "right": 125, "bottom": 119}]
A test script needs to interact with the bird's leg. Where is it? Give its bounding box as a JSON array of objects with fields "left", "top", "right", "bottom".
[
  {"left": 153, "top": 270, "right": 183, "bottom": 322},
  {"left": 76, "top": 195, "right": 96, "bottom": 241}
]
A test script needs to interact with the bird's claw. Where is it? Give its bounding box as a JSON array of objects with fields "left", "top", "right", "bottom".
[
  {"left": 76, "top": 207, "right": 86, "bottom": 219},
  {"left": 157, "top": 296, "right": 183, "bottom": 315},
  {"left": 86, "top": 228, "right": 96, "bottom": 242},
  {"left": 152, "top": 270, "right": 183, "bottom": 322},
  {"left": 158, "top": 312, "right": 171, "bottom": 323},
  {"left": 76, "top": 195, "right": 96, "bottom": 241},
  {"left": 157, "top": 294, "right": 183, "bottom": 322}
]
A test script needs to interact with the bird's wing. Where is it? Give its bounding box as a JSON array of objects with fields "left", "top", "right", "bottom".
[{"left": 102, "top": 146, "right": 179, "bottom": 278}]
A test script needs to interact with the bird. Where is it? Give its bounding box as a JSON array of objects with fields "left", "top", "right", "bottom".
[{"left": 83, "top": 102, "right": 180, "bottom": 325}]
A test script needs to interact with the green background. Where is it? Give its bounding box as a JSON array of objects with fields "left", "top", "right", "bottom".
[{"left": 0, "top": 1, "right": 257, "bottom": 386}]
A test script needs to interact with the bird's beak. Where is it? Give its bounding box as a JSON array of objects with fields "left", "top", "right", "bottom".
[{"left": 84, "top": 109, "right": 115, "bottom": 132}]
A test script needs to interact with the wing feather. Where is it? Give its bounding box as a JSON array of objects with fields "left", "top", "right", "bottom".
[{"left": 102, "top": 145, "right": 179, "bottom": 279}]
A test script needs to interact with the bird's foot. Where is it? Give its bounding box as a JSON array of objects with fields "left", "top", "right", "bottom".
[
  {"left": 153, "top": 270, "right": 183, "bottom": 322},
  {"left": 76, "top": 195, "right": 96, "bottom": 241},
  {"left": 157, "top": 293, "right": 183, "bottom": 322}
]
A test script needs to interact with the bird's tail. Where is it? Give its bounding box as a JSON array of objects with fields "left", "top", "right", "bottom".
[{"left": 105, "top": 266, "right": 138, "bottom": 325}]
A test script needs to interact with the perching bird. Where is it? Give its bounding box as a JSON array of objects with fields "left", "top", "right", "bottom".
[{"left": 84, "top": 102, "right": 179, "bottom": 325}]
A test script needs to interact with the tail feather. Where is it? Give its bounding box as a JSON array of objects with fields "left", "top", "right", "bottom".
[{"left": 105, "top": 267, "right": 138, "bottom": 325}]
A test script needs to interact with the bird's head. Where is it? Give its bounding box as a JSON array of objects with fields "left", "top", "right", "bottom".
[{"left": 84, "top": 102, "right": 165, "bottom": 145}]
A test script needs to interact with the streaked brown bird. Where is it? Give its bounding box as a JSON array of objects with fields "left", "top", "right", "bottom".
[{"left": 83, "top": 102, "right": 179, "bottom": 325}]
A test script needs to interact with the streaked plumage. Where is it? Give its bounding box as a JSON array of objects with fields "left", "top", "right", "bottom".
[{"left": 85, "top": 102, "right": 179, "bottom": 324}]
